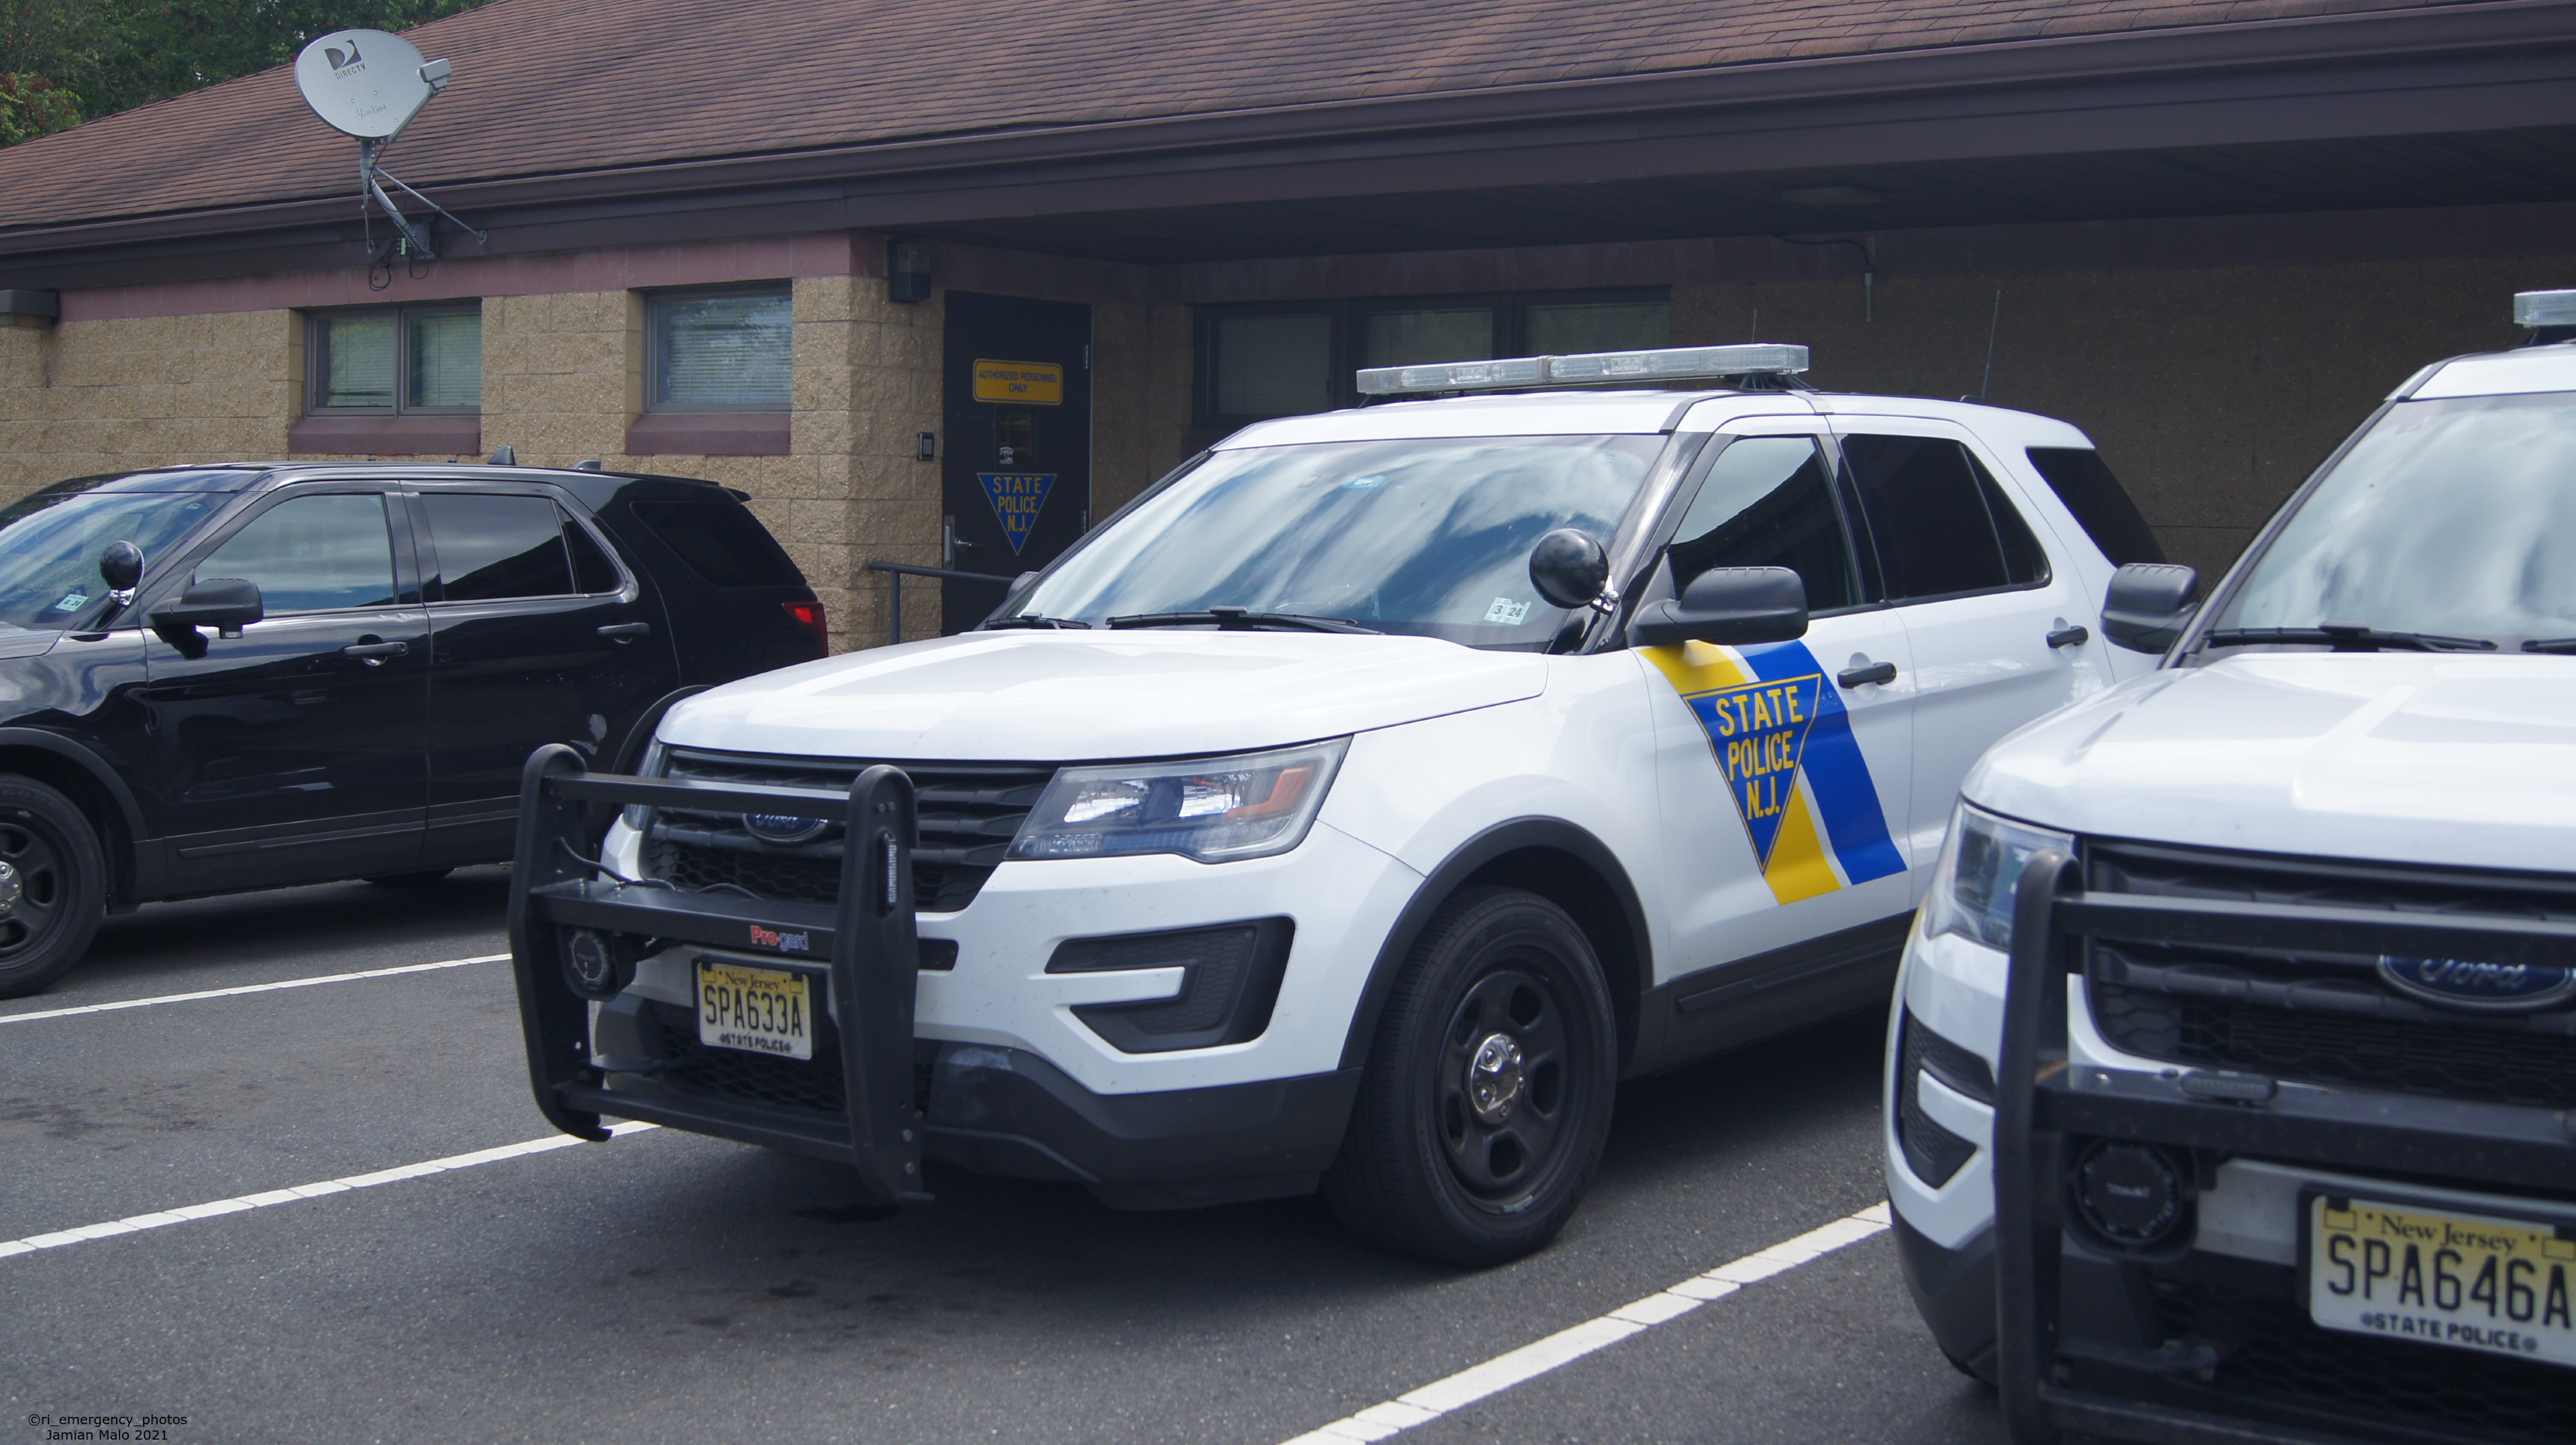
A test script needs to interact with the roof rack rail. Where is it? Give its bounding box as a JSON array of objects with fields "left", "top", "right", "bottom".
[{"left": 1357, "top": 343, "right": 1810, "bottom": 396}]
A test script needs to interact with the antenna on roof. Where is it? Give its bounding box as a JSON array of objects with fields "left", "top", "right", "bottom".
[{"left": 293, "top": 30, "right": 486, "bottom": 267}]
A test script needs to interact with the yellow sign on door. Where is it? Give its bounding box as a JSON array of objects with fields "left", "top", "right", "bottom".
[{"left": 971, "top": 358, "right": 1063, "bottom": 405}]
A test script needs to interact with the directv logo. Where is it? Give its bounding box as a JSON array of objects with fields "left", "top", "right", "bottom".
[{"left": 325, "top": 40, "right": 366, "bottom": 73}]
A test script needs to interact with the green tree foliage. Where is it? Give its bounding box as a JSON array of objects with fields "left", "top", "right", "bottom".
[{"left": 1, "top": 0, "right": 490, "bottom": 146}]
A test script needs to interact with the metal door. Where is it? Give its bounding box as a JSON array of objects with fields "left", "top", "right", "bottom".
[
  {"left": 940, "top": 292, "right": 1091, "bottom": 634},
  {"left": 138, "top": 486, "right": 431, "bottom": 888}
]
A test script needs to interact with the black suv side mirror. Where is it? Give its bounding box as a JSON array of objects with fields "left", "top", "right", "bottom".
[
  {"left": 1528, "top": 528, "right": 1612, "bottom": 611},
  {"left": 1628, "top": 566, "right": 1808, "bottom": 647},
  {"left": 99, "top": 541, "right": 143, "bottom": 595},
  {"left": 2102, "top": 563, "right": 2200, "bottom": 652},
  {"left": 152, "top": 577, "right": 264, "bottom": 645}
]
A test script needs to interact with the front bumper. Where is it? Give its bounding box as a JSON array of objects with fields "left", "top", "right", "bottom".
[{"left": 1988, "top": 851, "right": 2576, "bottom": 1445}]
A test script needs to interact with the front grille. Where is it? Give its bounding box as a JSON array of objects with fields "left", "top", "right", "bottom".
[
  {"left": 641, "top": 749, "right": 1053, "bottom": 912},
  {"left": 2150, "top": 1266, "right": 2576, "bottom": 1444},
  {"left": 2084, "top": 840, "right": 2576, "bottom": 1109},
  {"left": 644, "top": 999, "right": 846, "bottom": 1115}
]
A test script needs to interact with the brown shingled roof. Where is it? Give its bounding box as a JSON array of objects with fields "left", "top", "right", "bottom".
[{"left": 0, "top": 0, "right": 2474, "bottom": 233}]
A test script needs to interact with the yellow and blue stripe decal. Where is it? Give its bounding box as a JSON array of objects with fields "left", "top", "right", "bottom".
[{"left": 1640, "top": 639, "right": 1907, "bottom": 906}]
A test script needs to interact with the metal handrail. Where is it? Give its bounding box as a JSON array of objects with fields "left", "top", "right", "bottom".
[{"left": 865, "top": 560, "right": 1013, "bottom": 645}]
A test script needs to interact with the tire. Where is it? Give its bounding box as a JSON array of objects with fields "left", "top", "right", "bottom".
[
  {"left": 0, "top": 775, "right": 108, "bottom": 1000},
  {"left": 1324, "top": 886, "right": 1618, "bottom": 1267},
  {"left": 364, "top": 868, "right": 455, "bottom": 888}
]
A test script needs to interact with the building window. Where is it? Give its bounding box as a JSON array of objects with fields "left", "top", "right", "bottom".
[
  {"left": 1197, "top": 288, "right": 1669, "bottom": 427},
  {"left": 306, "top": 305, "right": 481, "bottom": 415},
  {"left": 645, "top": 285, "right": 792, "bottom": 411}
]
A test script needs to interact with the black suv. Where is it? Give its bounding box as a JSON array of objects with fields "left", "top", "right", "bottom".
[{"left": 0, "top": 462, "right": 828, "bottom": 997}]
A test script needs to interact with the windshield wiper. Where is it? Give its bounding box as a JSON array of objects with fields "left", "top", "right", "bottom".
[
  {"left": 2201, "top": 625, "right": 2496, "bottom": 653},
  {"left": 982, "top": 614, "right": 1091, "bottom": 630},
  {"left": 1106, "top": 606, "right": 1381, "bottom": 635},
  {"left": 2522, "top": 637, "right": 2576, "bottom": 653}
]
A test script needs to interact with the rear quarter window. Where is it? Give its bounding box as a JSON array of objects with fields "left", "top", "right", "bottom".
[
  {"left": 2026, "top": 447, "right": 2165, "bottom": 566},
  {"left": 629, "top": 500, "right": 801, "bottom": 587}
]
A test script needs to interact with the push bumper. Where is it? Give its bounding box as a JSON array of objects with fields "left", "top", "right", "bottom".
[
  {"left": 509, "top": 745, "right": 930, "bottom": 1204},
  {"left": 1989, "top": 852, "right": 2576, "bottom": 1445}
]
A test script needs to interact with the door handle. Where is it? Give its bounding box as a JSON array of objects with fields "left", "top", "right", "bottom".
[
  {"left": 2046, "top": 625, "right": 2090, "bottom": 649},
  {"left": 596, "top": 623, "right": 652, "bottom": 643},
  {"left": 341, "top": 639, "right": 408, "bottom": 666},
  {"left": 1837, "top": 660, "right": 1897, "bottom": 689}
]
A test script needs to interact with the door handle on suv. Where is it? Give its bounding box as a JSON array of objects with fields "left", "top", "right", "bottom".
[
  {"left": 2047, "top": 625, "right": 2090, "bottom": 649},
  {"left": 341, "top": 639, "right": 409, "bottom": 665},
  {"left": 596, "top": 623, "right": 652, "bottom": 643},
  {"left": 1837, "top": 659, "right": 1898, "bottom": 689}
]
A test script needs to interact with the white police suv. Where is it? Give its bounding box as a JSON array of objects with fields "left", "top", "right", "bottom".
[
  {"left": 515, "top": 343, "right": 2165, "bottom": 1265},
  {"left": 1889, "top": 295, "right": 2576, "bottom": 1440}
]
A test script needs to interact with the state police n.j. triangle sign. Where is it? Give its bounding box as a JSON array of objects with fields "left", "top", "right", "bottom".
[{"left": 977, "top": 471, "right": 1056, "bottom": 553}]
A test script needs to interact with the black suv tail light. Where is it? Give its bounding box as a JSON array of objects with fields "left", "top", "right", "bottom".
[{"left": 783, "top": 600, "right": 828, "bottom": 655}]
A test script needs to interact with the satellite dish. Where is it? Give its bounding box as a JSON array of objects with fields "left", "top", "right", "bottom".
[
  {"left": 290, "top": 29, "right": 482, "bottom": 265},
  {"left": 294, "top": 29, "right": 434, "bottom": 140}
]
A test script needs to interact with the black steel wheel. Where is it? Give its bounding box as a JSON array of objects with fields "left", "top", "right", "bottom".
[
  {"left": 0, "top": 775, "right": 107, "bottom": 999},
  {"left": 1324, "top": 886, "right": 1617, "bottom": 1267}
]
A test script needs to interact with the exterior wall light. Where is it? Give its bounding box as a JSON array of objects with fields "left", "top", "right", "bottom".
[{"left": 888, "top": 241, "right": 932, "bottom": 304}]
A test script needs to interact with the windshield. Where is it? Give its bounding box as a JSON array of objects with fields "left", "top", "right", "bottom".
[
  {"left": 0, "top": 486, "right": 223, "bottom": 630},
  {"left": 2207, "top": 392, "right": 2576, "bottom": 651},
  {"left": 1008, "top": 434, "right": 1666, "bottom": 647}
]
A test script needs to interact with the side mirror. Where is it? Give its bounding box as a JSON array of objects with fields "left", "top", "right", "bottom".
[
  {"left": 99, "top": 541, "right": 143, "bottom": 596},
  {"left": 1529, "top": 529, "right": 1611, "bottom": 611},
  {"left": 2101, "top": 563, "right": 2200, "bottom": 652},
  {"left": 1628, "top": 566, "right": 1808, "bottom": 647},
  {"left": 152, "top": 577, "right": 264, "bottom": 641}
]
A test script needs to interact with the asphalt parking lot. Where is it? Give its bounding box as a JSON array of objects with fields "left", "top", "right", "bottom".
[{"left": 2, "top": 875, "right": 2002, "bottom": 1444}]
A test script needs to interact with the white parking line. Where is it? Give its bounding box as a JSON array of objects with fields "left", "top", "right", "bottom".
[
  {"left": 0, "top": 1120, "right": 658, "bottom": 1261},
  {"left": 1279, "top": 1202, "right": 1892, "bottom": 1444},
  {"left": 0, "top": 952, "right": 509, "bottom": 1024}
]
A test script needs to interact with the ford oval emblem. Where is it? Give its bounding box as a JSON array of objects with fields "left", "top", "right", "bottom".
[
  {"left": 743, "top": 813, "right": 830, "bottom": 845},
  {"left": 2376, "top": 955, "right": 2576, "bottom": 1013}
]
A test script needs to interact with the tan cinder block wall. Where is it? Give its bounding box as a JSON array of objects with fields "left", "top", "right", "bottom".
[
  {"left": 1675, "top": 254, "right": 2575, "bottom": 582},
  {"left": 478, "top": 278, "right": 941, "bottom": 651},
  {"left": 0, "top": 311, "right": 304, "bottom": 498},
  {"left": 1093, "top": 302, "right": 1197, "bottom": 517}
]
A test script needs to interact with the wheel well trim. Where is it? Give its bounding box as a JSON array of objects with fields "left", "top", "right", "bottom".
[
  {"left": 0, "top": 728, "right": 148, "bottom": 896},
  {"left": 1336, "top": 816, "right": 1654, "bottom": 1073}
]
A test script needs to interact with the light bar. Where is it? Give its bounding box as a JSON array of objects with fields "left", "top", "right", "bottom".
[
  {"left": 2514, "top": 290, "right": 2576, "bottom": 327},
  {"left": 1356, "top": 343, "right": 1810, "bottom": 396}
]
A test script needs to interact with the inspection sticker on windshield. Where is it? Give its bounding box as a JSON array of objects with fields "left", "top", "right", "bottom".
[
  {"left": 697, "top": 958, "right": 814, "bottom": 1060},
  {"left": 1484, "top": 597, "right": 1531, "bottom": 625},
  {"left": 2308, "top": 1194, "right": 2576, "bottom": 1369}
]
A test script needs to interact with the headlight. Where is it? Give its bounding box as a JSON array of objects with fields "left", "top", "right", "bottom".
[
  {"left": 1010, "top": 739, "right": 1349, "bottom": 863},
  {"left": 1921, "top": 802, "right": 2074, "bottom": 952},
  {"left": 621, "top": 741, "right": 667, "bottom": 832}
]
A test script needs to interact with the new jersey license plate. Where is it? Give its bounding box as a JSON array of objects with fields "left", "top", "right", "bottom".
[
  {"left": 2308, "top": 1194, "right": 2576, "bottom": 1369},
  {"left": 696, "top": 958, "right": 814, "bottom": 1060}
]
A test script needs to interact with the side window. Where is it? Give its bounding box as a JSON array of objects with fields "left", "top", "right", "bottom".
[
  {"left": 1840, "top": 433, "right": 2012, "bottom": 600},
  {"left": 1971, "top": 453, "right": 2051, "bottom": 586},
  {"left": 422, "top": 493, "right": 576, "bottom": 602},
  {"left": 194, "top": 492, "right": 397, "bottom": 614},
  {"left": 2026, "top": 447, "right": 2166, "bottom": 566},
  {"left": 628, "top": 500, "right": 800, "bottom": 587},
  {"left": 564, "top": 514, "right": 623, "bottom": 594},
  {"left": 1666, "top": 436, "right": 1862, "bottom": 611}
]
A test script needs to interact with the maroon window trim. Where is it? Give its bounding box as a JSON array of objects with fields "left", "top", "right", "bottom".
[
  {"left": 288, "top": 414, "right": 482, "bottom": 456},
  {"left": 625, "top": 411, "right": 791, "bottom": 457}
]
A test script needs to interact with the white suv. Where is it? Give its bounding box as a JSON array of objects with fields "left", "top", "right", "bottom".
[
  {"left": 1888, "top": 294, "right": 2576, "bottom": 1438},
  {"left": 520, "top": 343, "right": 2163, "bottom": 1265}
]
